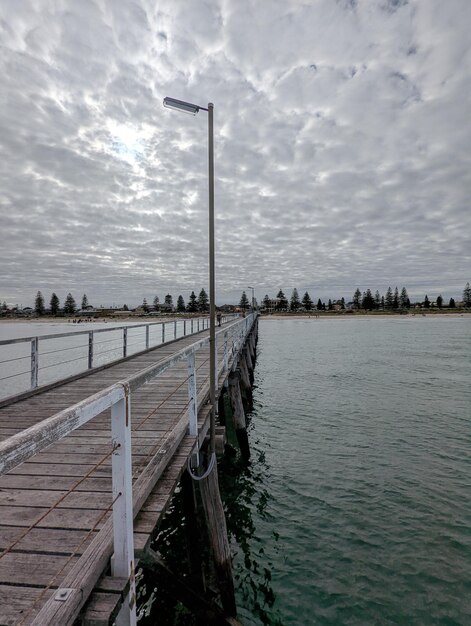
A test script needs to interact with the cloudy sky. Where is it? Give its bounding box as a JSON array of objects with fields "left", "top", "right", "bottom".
[{"left": 0, "top": 0, "right": 470, "bottom": 308}]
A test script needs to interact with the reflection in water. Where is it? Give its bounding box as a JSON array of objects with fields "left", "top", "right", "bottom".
[{"left": 218, "top": 405, "right": 282, "bottom": 626}]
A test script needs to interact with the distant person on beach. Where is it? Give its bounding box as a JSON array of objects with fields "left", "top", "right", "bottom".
[{"left": 217, "top": 312, "right": 222, "bottom": 326}]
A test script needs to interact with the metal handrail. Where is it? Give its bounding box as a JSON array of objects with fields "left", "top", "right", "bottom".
[{"left": 0, "top": 314, "right": 238, "bottom": 395}]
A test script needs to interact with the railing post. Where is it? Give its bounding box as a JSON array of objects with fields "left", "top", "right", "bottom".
[
  {"left": 111, "top": 393, "right": 136, "bottom": 625},
  {"left": 162, "top": 322, "right": 165, "bottom": 344},
  {"left": 145, "top": 325, "right": 150, "bottom": 350},
  {"left": 88, "top": 331, "right": 93, "bottom": 369},
  {"left": 183, "top": 320, "right": 187, "bottom": 336},
  {"left": 197, "top": 319, "right": 200, "bottom": 332},
  {"left": 215, "top": 334, "right": 219, "bottom": 388},
  {"left": 30, "top": 337, "right": 38, "bottom": 389},
  {"left": 123, "top": 328, "right": 127, "bottom": 358},
  {"left": 223, "top": 331, "right": 228, "bottom": 374},
  {"left": 187, "top": 352, "right": 199, "bottom": 467},
  {"left": 191, "top": 319, "right": 194, "bottom": 334},
  {"left": 174, "top": 320, "right": 177, "bottom": 340}
]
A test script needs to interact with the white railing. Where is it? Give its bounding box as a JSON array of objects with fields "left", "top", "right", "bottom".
[
  {"left": 0, "top": 314, "right": 237, "bottom": 403},
  {"left": 0, "top": 312, "right": 257, "bottom": 625}
]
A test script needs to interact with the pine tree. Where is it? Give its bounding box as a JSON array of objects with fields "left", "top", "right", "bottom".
[
  {"left": 362, "top": 289, "right": 375, "bottom": 310},
  {"left": 142, "top": 298, "right": 149, "bottom": 313},
  {"left": 393, "top": 286, "right": 399, "bottom": 309},
  {"left": 353, "top": 288, "right": 361, "bottom": 310},
  {"left": 381, "top": 296, "right": 385, "bottom": 309},
  {"left": 301, "top": 292, "right": 313, "bottom": 311},
  {"left": 276, "top": 290, "right": 288, "bottom": 311},
  {"left": 436, "top": 295, "right": 443, "bottom": 309},
  {"left": 153, "top": 295, "right": 160, "bottom": 311},
  {"left": 290, "top": 288, "right": 300, "bottom": 311},
  {"left": 262, "top": 294, "right": 271, "bottom": 310},
  {"left": 34, "top": 291, "right": 45, "bottom": 316},
  {"left": 177, "top": 295, "right": 185, "bottom": 312},
  {"left": 198, "top": 288, "right": 209, "bottom": 312},
  {"left": 187, "top": 291, "right": 198, "bottom": 312},
  {"left": 165, "top": 294, "right": 173, "bottom": 308},
  {"left": 424, "top": 295, "right": 430, "bottom": 309},
  {"left": 50, "top": 293, "right": 60, "bottom": 316},
  {"left": 399, "top": 287, "right": 409, "bottom": 309},
  {"left": 81, "top": 294, "right": 89, "bottom": 309},
  {"left": 328, "top": 299, "right": 333, "bottom": 311},
  {"left": 239, "top": 291, "right": 249, "bottom": 310},
  {"left": 64, "top": 293, "right": 76, "bottom": 315},
  {"left": 375, "top": 291, "right": 381, "bottom": 309},
  {"left": 463, "top": 282, "right": 471, "bottom": 307},
  {"left": 341, "top": 297, "right": 345, "bottom": 310},
  {"left": 317, "top": 298, "right": 323, "bottom": 311},
  {"left": 449, "top": 297, "right": 456, "bottom": 308},
  {"left": 385, "top": 287, "right": 393, "bottom": 309}
]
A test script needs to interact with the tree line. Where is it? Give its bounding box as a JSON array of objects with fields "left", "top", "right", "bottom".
[
  {"left": 29, "top": 291, "right": 88, "bottom": 316},
  {"left": 17, "top": 288, "right": 212, "bottom": 316},
  {"left": 141, "top": 289, "right": 209, "bottom": 314},
  {"left": 244, "top": 282, "right": 471, "bottom": 312}
]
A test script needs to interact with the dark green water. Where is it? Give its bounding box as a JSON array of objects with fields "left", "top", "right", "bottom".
[{"left": 141, "top": 315, "right": 471, "bottom": 625}]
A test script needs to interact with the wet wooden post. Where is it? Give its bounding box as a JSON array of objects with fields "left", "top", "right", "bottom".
[
  {"left": 228, "top": 371, "right": 250, "bottom": 460},
  {"left": 181, "top": 470, "right": 206, "bottom": 593},
  {"left": 239, "top": 352, "right": 253, "bottom": 410},
  {"left": 199, "top": 465, "right": 237, "bottom": 618},
  {"left": 218, "top": 388, "right": 227, "bottom": 426},
  {"left": 244, "top": 342, "right": 254, "bottom": 385}
]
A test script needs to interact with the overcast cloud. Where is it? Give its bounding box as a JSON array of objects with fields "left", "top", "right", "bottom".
[{"left": 0, "top": 0, "right": 470, "bottom": 307}]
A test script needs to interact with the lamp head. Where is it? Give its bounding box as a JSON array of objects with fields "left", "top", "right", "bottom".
[{"left": 163, "top": 97, "right": 201, "bottom": 115}]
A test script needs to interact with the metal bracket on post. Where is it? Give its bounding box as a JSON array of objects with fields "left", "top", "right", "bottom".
[
  {"left": 31, "top": 337, "right": 38, "bottom": 389},
  {"left": 111, "top": 389, "right": 136, "bottom": 626},
  {"left": 187, "top": 352, "right": 199, "bottom": 468},
  {"left": 88, "top": 332, "right": 93, "bottom": 369}
]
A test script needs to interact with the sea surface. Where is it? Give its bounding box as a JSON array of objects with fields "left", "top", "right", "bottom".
[{"left": 218, "top": 316, "right": 471, "bottom": 625}]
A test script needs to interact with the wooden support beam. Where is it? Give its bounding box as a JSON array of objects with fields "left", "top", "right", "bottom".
[
  {"left": 140, "top": 548, "right": 241, "bottom": 626},
  {"left": 244, "top": 344, "right": 254, "bottom": 385},
  {"left": 238, "top": 355, "right": 253, "bottom": 410},
  {"left": 228, "top": 373, "right": 250, "bottom": 460},
  {"left": 217, "top": 388, "right": 226, "bottom": 426},
  {"left": 198, "top": 466, "right": 237, "bottom": 618},
  {"left": 181, "top": 470, "right": 206, "bottom": 594}
]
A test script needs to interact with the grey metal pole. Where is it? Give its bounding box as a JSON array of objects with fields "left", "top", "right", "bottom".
[{"left": 208, "top": 102, "right": 216, "bottom": 457}]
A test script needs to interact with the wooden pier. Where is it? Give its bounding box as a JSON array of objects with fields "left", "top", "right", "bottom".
[{"left": 0, "top": 313, "right": 258, "bottom": 625}]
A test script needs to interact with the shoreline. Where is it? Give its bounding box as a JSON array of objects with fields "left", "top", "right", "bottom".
[{"left": 261, "top": 311, "right": 471, "bottom": 320}]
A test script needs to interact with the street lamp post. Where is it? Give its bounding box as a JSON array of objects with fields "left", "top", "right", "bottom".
[
  {"left": 163, "top": 97, "right": 216, "bottom": 462},
  {"left": 247, "top": 286, "right": 255, "bottom": 311}
]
